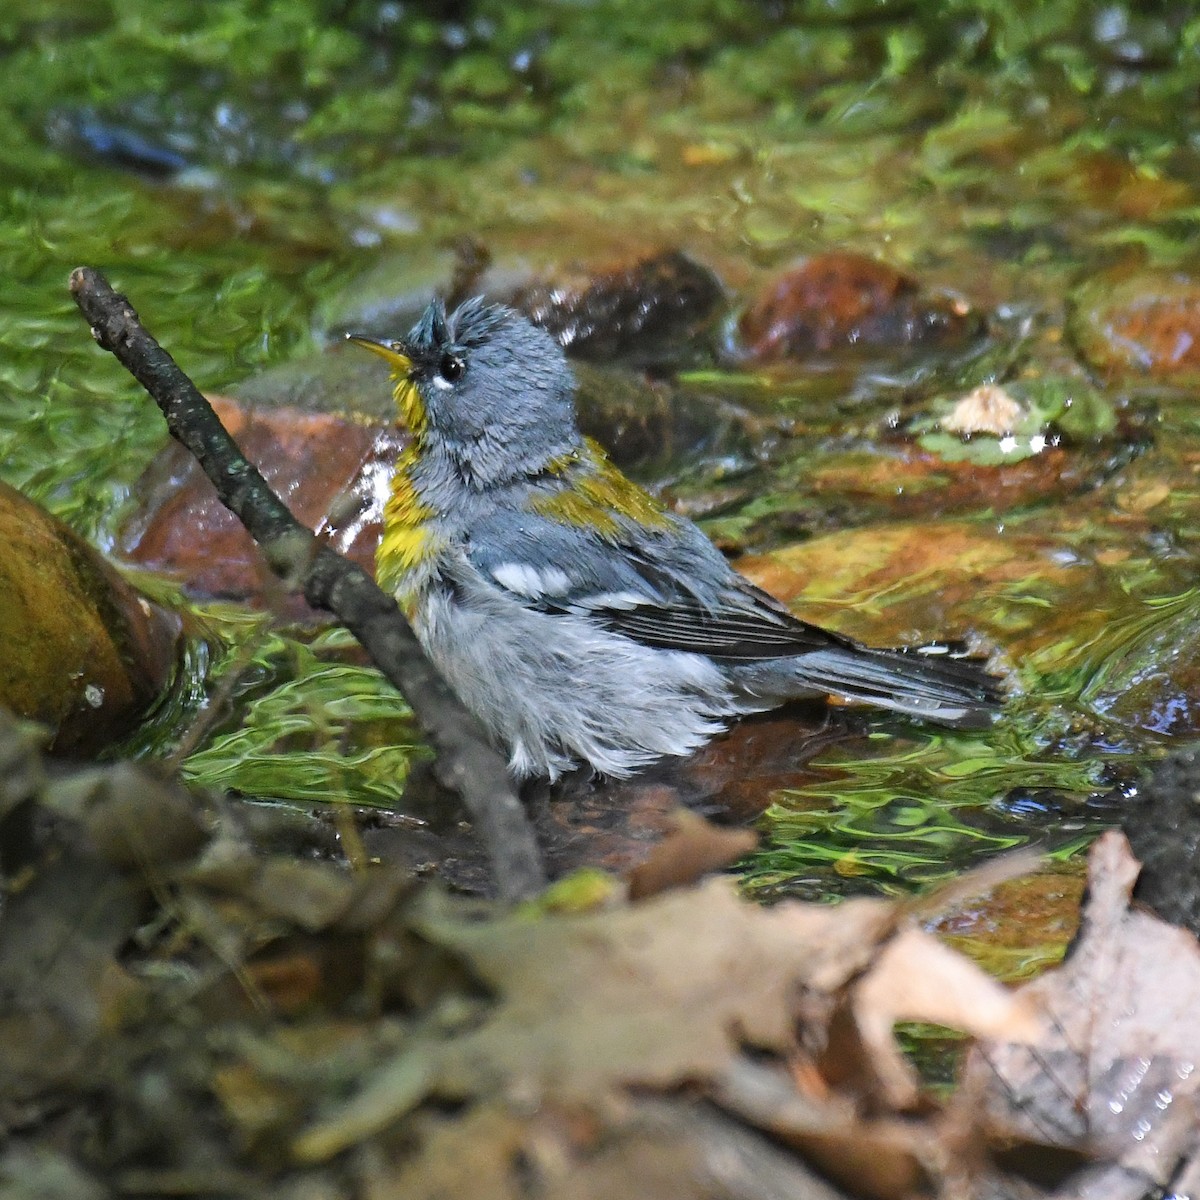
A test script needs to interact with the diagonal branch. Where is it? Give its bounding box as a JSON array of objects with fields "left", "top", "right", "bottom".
[{"left": 69, "top": 266, "right": 545, "bottom": 902}]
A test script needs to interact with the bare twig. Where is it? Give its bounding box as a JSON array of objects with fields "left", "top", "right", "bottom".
[{"left": 70, "top": 266, "right": 545, "bottom": 901}]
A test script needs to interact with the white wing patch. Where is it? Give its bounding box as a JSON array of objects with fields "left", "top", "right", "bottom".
[
  {"left": 571, "top": 590, "right": 649, "bottom": 612},
  {"left": 491, "top": 562, "right": 573, "bottom": 598}
]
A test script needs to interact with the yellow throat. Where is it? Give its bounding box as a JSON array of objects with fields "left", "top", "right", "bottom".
[{"left": 346, "top": 334, "right": 436, "bottom": 597}]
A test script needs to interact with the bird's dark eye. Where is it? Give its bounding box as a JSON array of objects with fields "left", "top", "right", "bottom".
[{"left": 438, "top": 353, "right": 465, "bottom": 384}]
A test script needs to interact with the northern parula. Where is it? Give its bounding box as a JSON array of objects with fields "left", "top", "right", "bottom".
[{"left": 349, "top": 298, "right": 1000, "bottom": 780}]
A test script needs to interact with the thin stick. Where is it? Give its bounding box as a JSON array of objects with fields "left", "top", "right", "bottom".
[{"left": 70, "top": 266, "right": 545, "bottom": 901}]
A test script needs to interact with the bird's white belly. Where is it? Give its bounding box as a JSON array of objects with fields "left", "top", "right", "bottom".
[{"left": 412, "top": 576, "right": 737, "bottom": 780}]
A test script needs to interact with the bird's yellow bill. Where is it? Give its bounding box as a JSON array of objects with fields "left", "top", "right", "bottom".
[
  {"left": 347, "top": 333, "right": 426, "bottom": 435},
  {"left": 346, "top": 334, "right": 413, "bottom": 377}
]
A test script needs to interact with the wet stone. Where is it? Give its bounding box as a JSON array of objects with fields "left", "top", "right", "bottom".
[
  {"left": 572, "top": 362, "right": 756, "bottom": 476},
  {"left": 704, "top": 423, "right": 1140, "bottom": 554},
  {"left": 1080, "top": 590, "right": 1200, "bottom": 738},
  {"left": 1070, "top": 268, "right": 1200, "bottom": 382},
  {"left": 735, "top": 520, "right": 1082, "bottom": 649},
  {"left": 735, "top": 251, "right": 979, "bottom": 363},
  {"left": 116, "top": 396, "right": 405, "bottom": 609},
  {"left": 805, "top": 441, "right": 1115, "bottom": 521},
  {"left": 931, "top": 869, "right": 1084, "bottom": 981},
  {"left": 0, "top": 481, "right": 181, "bottom": 756},
  {"left": 503, "top": 249, "right": 725, "bottom": 365}
]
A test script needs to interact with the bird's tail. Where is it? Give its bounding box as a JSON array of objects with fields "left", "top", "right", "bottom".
[
  {"left": 795, "top": 640, "right": 1003, "bottom": 728},
  {"left": 729, "top": 639, "right": 1003, "bottom": 728}
]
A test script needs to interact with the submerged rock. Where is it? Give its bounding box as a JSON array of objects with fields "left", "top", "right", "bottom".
[
  {"left": 504, "top": 249, "right": 725, "bottom": 364},
  {"left": 736, "top": 251, "right": 979, "bottom": 362},
  {"left": 1071, "top": 267, "right": 1200, "bottom": 382},
  {"left": 0, "top": 481, "right": 181, "bottom": 755},
  {"left": 735, "top": 519, "right": 1082, "bottom": 650},
  {"left": 1079, "top": 588, "right": 1200, "bottom": 738}
]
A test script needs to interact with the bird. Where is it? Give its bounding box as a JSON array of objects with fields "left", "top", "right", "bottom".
[{"left": 348, "top": 298, "right": 1001, "bottom": 781}]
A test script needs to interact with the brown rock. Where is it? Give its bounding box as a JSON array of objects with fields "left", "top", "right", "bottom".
[
  {"left": 1071, "top": 267, "right": 1200, "bottom": 381},
  {"left": 117, "top": 396, "right": 404, "bottom": 608},
  {"left": 504, "top": 249, "right": 725, "bottom": 363},
  {"left": 0, "top": 481, "right": 181, "bottom": 755},
  {"left": 808, "top": 438, "right": 1126, "bottom": 519},
  {"left": 737, "top": 251, "right": 977, "bottom": 362}
]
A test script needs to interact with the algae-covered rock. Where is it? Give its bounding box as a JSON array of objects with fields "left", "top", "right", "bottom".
[
  {"left": 1071, "top": 268, "right": 1200, "bottom": 383},
  {"left": 0, "top": 481, "right": 180, "bottom": 755}
]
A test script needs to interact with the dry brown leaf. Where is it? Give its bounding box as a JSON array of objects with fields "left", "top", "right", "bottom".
[
  {"left": 363, "top": 1104, "right": 529, "bottom": 1200},
  {"left": 711, "top": 1057, "right": 930, "bottom": 1200},
  {"left": 425, "top": 880, "right": 855, "bottom": 1096},
  {"left": 297, "top": 876, "right": 1041, "bottom": 1168},
  {"left": 296, "top": 880, "right": 894, "bottom": 1159},
  {"left": 940, "top": 383, "right": 1026, "bottom": 436},
  {"left": 850, "top": 926, "right": 1044, "bottom": 1109},
  {"left": 965, "top": 831, "right": 1200, "bottom": 1189},
  {"left": 365, "top": 1096, "right": 853, "bottom": 1200},
  {"left": 626, "top": 809, "right": 758, "bottom": 900}
]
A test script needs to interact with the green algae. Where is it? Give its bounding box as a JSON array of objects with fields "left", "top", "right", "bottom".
[
  {"left": 740, "top": 724, "right": 1102, "bottom": 901},
  {"left": 3, "top": 0, "right": 1200, "bottom": 947},
  {"left": 179, "top": 621, "right": 427, "bottom": 807}
]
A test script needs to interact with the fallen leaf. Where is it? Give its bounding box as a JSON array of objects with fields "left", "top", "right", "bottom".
[
  {"left": 940, "top": 384, "right": 1026, "bottom": 436},
  {"left": 965, "top": 831, "right": 1200, "bottom": 1190},
  {"left": 848, "top": 926, "right": 1043, "bottom": 1109},
  {"left": 626, "top": 809, "right": 758, "bottom": 900}
]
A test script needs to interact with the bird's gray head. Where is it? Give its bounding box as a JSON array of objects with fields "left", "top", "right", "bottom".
[{"left": 351, "top": 298, "right": 582, "bottom": 486}]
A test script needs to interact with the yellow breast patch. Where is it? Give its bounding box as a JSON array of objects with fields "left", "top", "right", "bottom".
[
  {"left": 393, "top": 375, "right": 427, "bottom": 438},
  {"left": 377, "top": 443, "right": 437, "bottom": 596}
]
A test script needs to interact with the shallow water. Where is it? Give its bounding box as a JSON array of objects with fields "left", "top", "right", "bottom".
[{"left": 4, "top": 2, "right": 1200, "bottom": 946}]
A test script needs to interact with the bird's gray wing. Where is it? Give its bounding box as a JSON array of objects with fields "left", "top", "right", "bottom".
[{"left": 464, "top": 510, "right": 859, "bottom": 661}]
